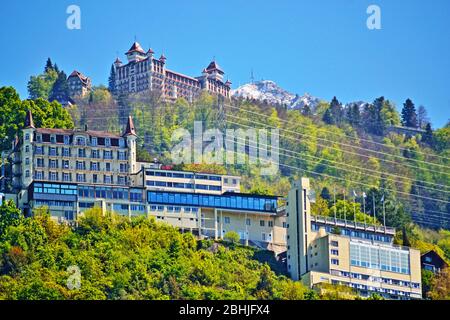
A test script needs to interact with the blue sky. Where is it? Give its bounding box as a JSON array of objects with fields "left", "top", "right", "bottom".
[{"left": 0, "top": 0, "right": 449, "bottom": 127}]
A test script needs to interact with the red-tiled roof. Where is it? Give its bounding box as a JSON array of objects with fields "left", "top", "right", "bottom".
[
  {"left": 166, "top": 69, "right": 199, "bottom": 82},
  {"left": 25, "top": 109, "right": 35, "bottom": 129},
  {"left": 122, "top": 116, "right": 137, "bottom": 137},
  {"left": 206, "top": 61, "right": 224, "bottom": 74},
  {"left": 68, "top": 70, "right": 90, "bottom": 85},
  {"left": 126, "top": 42, "right": 145, "bottom": 54}
]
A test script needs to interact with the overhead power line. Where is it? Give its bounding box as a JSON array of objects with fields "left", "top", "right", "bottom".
[
  {"left": 225, "top": 104, "right": 450, "bottom": 169},
  {"left": 224, "top": 103, "right": 450, "bottom": 163},
  {"left": 223, "top": 136, "right": 450, "bottom": 205},
  {"left": 225, "top": 113, "right": 450, "bottom": 176},
  {"left": 225, "top": 118, "right": 450, "bottom": 193}
]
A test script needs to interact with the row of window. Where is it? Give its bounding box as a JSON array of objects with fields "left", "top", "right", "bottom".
[
  {"left": 31, "top": 133, "right": 125, "bottom": 148},
  {"left": 33, "top": 183, "right": 77, "bottom": 195},
  {"left": 146, "top": 180, "right": 221, "bottom": 191},
  {"left": 36, "top": 159, "right": 128, "bottom": 172},
  {"left": 148, "top": 191, "right": 278, "bottom": 213},
  {"left": 220, "top": 216, "right": 274, "bottom": 227},
  {"left": 350, "top": 242, "right": 410, "bottom": 274},
  {"left": 78, "top": 186, "right": 141, "bottom": 201},
  {"left": 145, "top": 170, "right": 225, "bottom": 182},
  {"left": 112, "top": 204, "right": 145, "bottom": 212},
  {"left": 34, "top": 183, "right": 144, "bottom": 202},
  {"left": 34, "top": 172, "right": 127, "bottom": 185},
  {"left": 330, "top": 270, "right": 420, "bottom": 289},
  {"left": 330, "top": 280, "right": 414, "bottom": 298},
  {"left": 149, "top": 205, "right": 199, "bottom": 214},
  {"left": 35, "top": 200, "right": 74, "bottom": 207},
  {"left": 34, "top": 146, "right": 127, "bottom": 160}
]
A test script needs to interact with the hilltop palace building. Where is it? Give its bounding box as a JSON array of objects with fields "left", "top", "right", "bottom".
[
  {"left": 112, "top": 42, "right": 232, "bottom": 101},
  {"left": 0, "top": 112, "right": 422, "bottom": 299}
]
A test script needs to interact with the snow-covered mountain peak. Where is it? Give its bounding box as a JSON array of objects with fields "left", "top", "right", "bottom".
[{"left": 232, "top": 80, "right": 322, "bottom": 110}]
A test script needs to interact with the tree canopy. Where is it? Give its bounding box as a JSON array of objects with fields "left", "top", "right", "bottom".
[
  {"left": 0, "top": 86, "right": 74, "bottom": 150},
  {"left": 0, "top": 201, "right": 317, "bottom": 300}
]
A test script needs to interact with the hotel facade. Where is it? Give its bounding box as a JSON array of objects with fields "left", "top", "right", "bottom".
[
  {"left": 286, "top": 178, "right": 422, "bottom": 300},
  {"left": 112, "top": 42, "right": 232, "bottom": 101}
]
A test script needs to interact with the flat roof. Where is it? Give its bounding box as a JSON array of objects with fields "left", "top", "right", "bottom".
[
  {"left": 141, "top": 166, "right": 241, "bottom": 179},
  {"left": 311, "top": 215, "right": 396, "bottom": 236}
]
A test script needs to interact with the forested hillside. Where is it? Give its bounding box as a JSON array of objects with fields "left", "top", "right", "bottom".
[
  {"left": 0, "top": 201, "right": 320, "bottom": 300},
  {"left": 59, "top": 84, "right": 450, "bottom": 231},
  {"left": 4, "top": 61, "right": 449, "bottom": 231}
]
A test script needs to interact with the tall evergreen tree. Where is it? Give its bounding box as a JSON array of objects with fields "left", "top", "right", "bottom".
[
  {"left": 421, "top": 123, "right": 434, "bottom": 146},
  {"left": 401, "top": 99, "right": 418, "bottom": 128},
  {"left": 402, "top": 226, "right": 411, "bottom": 247},
  {"left": 320, "top": 187, "right": 332, "bottom": 204},
  {"left": 49, "top": 71, "right": 70, "bottom": 104},
  {"left": 323, "top": 96, "right": 343, "bottom": 125},
  {"left": 108, "top": 64, "right": 116, "bottom": 94},
  {"left": 345, "top": 103, "right": 361, "bottom": 127},
  {"left": 301, "top": 104, "right": 312, "bottom": 117},
  {"left": 44, "top": 58, "right": 54, "bottom": 73},
  {"left": 322, "top": 108, "right": 333, "bottom": 125},
  {"left": 363, "top": 97, "right": 385, "bottom": 136}
]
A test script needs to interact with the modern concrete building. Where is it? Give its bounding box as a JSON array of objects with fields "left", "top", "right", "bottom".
[
  {"left": 286, "top": 178, "right": 422, "bottom": 300},
  {"left": 112, "top": 42, "right": 232, "bottom": 101}
]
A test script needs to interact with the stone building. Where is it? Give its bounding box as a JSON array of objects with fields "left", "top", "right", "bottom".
[{"left": 113, "top": 42, "right": 232, "bottom": 101}]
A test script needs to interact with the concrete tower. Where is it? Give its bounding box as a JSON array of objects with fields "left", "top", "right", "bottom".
[
  {"left": 286, "top": 177, "right": 312, "bottom": 281},
  {"left": 122, "top": 116, "right": 137, "bottom": 175},
  {"left": 21, "top": 110, "right": 35, "bottom": 188}
]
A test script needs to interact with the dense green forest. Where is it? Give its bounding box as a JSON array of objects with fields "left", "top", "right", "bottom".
[
  {"left": 0, "top": 200, "right": 351, "bottom": 300},
  {"left": 0, "top": 200, "right": 448, "bottom": 300}
]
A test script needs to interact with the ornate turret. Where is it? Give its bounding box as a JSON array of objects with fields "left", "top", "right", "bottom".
[
  {"left": 126, "top": 42, "right": 146, "bottom": 62},
  {"left": 123, "top": 116, "right": 137, "bottom": 174},
  {"left": 114, "top": 57, "right": 122, "bottom": 68},
  {"left": 24, "top": 109, "right": 35, "bottom": 129},
  {"left": 159, "top": 53, "right": 166, "bottom": 64},
  {"left": 123, "top": 116, "right": 137, "bottom": 137},
  {"left": 205, "top": 60, "right": 224, "bottom": 81},
  {"left": 205, "top": 60, "right": 224, "bottom": 75}
]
